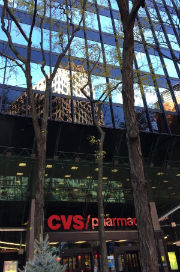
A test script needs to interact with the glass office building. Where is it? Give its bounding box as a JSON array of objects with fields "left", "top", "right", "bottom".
[{"left": 0, "top": 0, "right": 179, "bottom": 271}]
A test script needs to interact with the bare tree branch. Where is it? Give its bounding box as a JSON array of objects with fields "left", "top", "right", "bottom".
[{"left": 3, "top": 0, "right": 29, "bottom": 42}]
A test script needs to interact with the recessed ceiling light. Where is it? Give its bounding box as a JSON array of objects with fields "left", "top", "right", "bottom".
[
  {"left": 116, "top": 240, "right": 127, "bottom": 242},
  {"left": 112, "top": 169, "right": 118, "bottom": 173},
  {"left": 117, "top": 184, "right": 122, "bottom": 187},
  {"left": 87, "top": 176, "right": 92, "bottom": 179},
  {"left": 176, "top": 173, "right": 180, "bottom": 177},
  {"left": 164, "top": 236, "right": 168, "bottom": 239},
  {"left": 46, "top": 164, "right": 53, "bottom": 168},
  {"left": 45, "top": 173, "right": 48, "bottom": 177},
  {"left": 17, "top": 172, "right": 23, "bottom": 176},
  {"left": 15, "top": 180, "right": 21, "bottom": 184},
  {"left": 19, "top": 162, "right": 26, "bottom": 167},
  {"left": 56, "top": 188, "right": 60, "bottom": 191},
  {"left": 75, "top": 241, "right": 86, "bottom": 244},
  {"left": 163, "top": 180, "right": 168, "bottom": 183},
  {"left": 73, "top": 189, "right": 79, "bottom": 192},
  {"left": 64, "top": 175, "right": 71, "bottom": 178},
  {"left": 102, "top": 177, "right": 108, "bottom": 180},
  {"left": 71, "top": 166, "right": 78, "bottom": 170},
  {"left": 152, "top": 186, "right": 157, "bottom": 189},
  {"left": 157, "top": 172, "right": 164, "bottom": 176},
  {"left": 126, "top": 178, "right": 130, "bottom": 181},
  {"left": 95, "top": 168, "right": 99, "bottom": 171},
  {"left": 80, "top": 183, "right": 85, "bottom": 186},
  {"left": 49, "top": 242, "right": 59, "bottom": 245}
]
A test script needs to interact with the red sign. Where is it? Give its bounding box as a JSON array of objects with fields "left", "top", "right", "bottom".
[{"left": 47, "top": 214, "right": 137, "bottom": 231}]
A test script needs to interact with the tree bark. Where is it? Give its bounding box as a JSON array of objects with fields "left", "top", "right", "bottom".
[
  {"left": 96, "top": 105, "right": 109, "bottom": 272},
  {"left": 117, "top": 1, "right": 160, "bottom": 271}
]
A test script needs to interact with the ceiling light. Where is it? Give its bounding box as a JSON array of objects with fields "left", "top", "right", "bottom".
[
  {"left": 95, "top": 168, "right": 99, "bottom": 171},
  {"left": 46, "top": 164, "right": 53, "bottom": 168},
  {"left": 152, "top": 186, "right": 157, "bottom": 189},
  {"left": 106, "top": 240, "right": 112, "bottom": 242},
  {"left": 168, "top": 187, "right": 173, "bottom": 190},
  {"left": 117, "top": 184, "right": 122, "bottom": 187},
  {"left": 73, "top": 189, "right": 78, "bottom": 192},
  {"left": 49, "top": 242, "right": 59, "bottom": 245},
  {"left": 80, "top": 183, "right": 85, "bottom": 186},
  {"left": 56, "top": 188, "right": 60, "bottom": 191},
  {"left": 45, "top": 174, "right": 48, "bottom": 177},
  {"left": 75, "top": 241, "right": 86, "bottom": 244},
  {"left": 157, "top": 172, "right": 164, "bottom": 176},
  {"left": 71, "top": 166, "right": 78, "bottom": 170},
  {"left": 0, "top": 246, "right": 19, "bottom": 250},
  {"left": 64, "top": 175, "right": 71, "bottom": 178},
  {"left": 18, "top": 162, "right": 26, "bottom": 167},
  {"left": 15, "top": 180, "right": 21, "bottom": 184},
  {"left": 16, "top": 172, "right": 23, "bottom": 176},
  {"left": 163, "top": 180, "right": 168, "bottom": 183},
  {"left": 126, "top": 178, "right": 130, "bottom": 181},
  {"left": 0, "top": 241, "right": 26, "bottom": 246},
  {"left": 102, "top": 177, "right": 108, "bottom": 180},
  {"left": 116, "top": 240, "right": 127, "bottom": 242},
  {"left": 87, "top": 176, "right": 92, "bottom": 179},
  {"left": 112, "top": 169, "right": 118, "bottom": 173},
  {"left": 176, "top": 173, "right": 180, "bottom": 177},
  {"left": 94, "top": 184, "right": 98, "bottom": 186},
  {"left": 164, "top": 236, "right": 168, "bottom": 239}
]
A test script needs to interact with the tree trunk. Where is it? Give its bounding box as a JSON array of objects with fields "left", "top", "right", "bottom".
[
  {"left": 96, "top": 106, "right": 109, "bottom": 272},
  {"left": 25, "top": 68, "right": 49, "bottom": 241},
  {"left": 34, "top": 136, "right": 46, "bottom": 239},
  {"left": 121, "top": 22, "right": 159, "bottom": 272}
]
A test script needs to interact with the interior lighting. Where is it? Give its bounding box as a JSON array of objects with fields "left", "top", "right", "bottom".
[
  {"left": 16, "top": 172, "right": 23, "bottom": 176},
  {"left": 15, "top": 180, "right": 21, "bottom": 185},
  {"left": 164, "top": 236, "right": 168, "bottom": 239},
  {"left": 0, "top": 241, "right": 26, "bottom": 246},
  {"left": 163, "top": 180, "right": 168, "bottom": 183},
  {"left": 86, "top": 176, "right": 92, "bottom": 179},
  {"left": 71, "top": 166, "right": 78, "bottom": 170},
  {"left": 94, "top": 184, "right": 98, "bottom": 186},
  {"left": 49, "top": 242, "right": 59, "bottom": 245},
  {"left": 152, "top": 186, "right": 157, "bottom": 189},
  {"left": 168, "top": 187, "right": 173, "bottom": 190},
  {"left": 116, "top": 240, "right": 127, "bottom": 242},
  {"left": 46, "top": 164, "right": 53, "bottom": 168},
  {"left": 157, "top": 172, "right": 164, "bottom": 176},
  {"left": 0, "top": 246, "right": 19, "bottom": 250},
  {"left": 106, "top": 240, "right": 112, "bottom": 242},
  {"left": 64, "top": 175, "right": 71, "bottom": 178},
  {"left": 80, "top": 183, "right": 85, "bottom": 186},
  {"left": 176, "top": 173, "right": 180, "bottom": 177},
  {"left": 112, "top": 169, "right": 118, "bottom": 173},
  {"left": 95, "top": 168, "right": 99, "bottom": 171},
  {"left": 126, "top": 178, "right": 130, "bottom": 181},
  {"left": 45, "top": 174, "right": 48, "bottom": 177},
  {"left": 102, "top": 177, "right": 108, "bottom": 180},
  {"left": 73, "top": 189, "right": 79, "bottom": 192},
  {"left": 18, "top": 162, "right": 26, "bottom": 167},
  {"left": 56, "top": 188, "right": 60, "bottom": 191},
  {"left": 75, "top": 241, "right": 86, "bottom": 244}
]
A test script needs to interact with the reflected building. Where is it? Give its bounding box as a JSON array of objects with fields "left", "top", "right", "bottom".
[{"left": 9, "top": 66, "right": 104, "bottom": 125}]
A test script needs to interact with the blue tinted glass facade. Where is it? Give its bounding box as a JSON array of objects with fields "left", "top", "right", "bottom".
[{"left": 0, "top": 0, "right": 179, "bottom": 134}]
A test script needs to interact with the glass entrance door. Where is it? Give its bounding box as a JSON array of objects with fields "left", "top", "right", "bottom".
[
  {"left": 114, "top": 247, "right": 141, "bottom": 272},
  {"left": 61, "top": 249, "right": 93, "bottom": 272}
]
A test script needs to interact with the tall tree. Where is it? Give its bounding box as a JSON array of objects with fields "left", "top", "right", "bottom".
[
  {"left": 0, "top": 0, "right": 87, "bottom": 248},
  {"left": 116, "top": 0, "right": 159, "bottom": 271}
]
